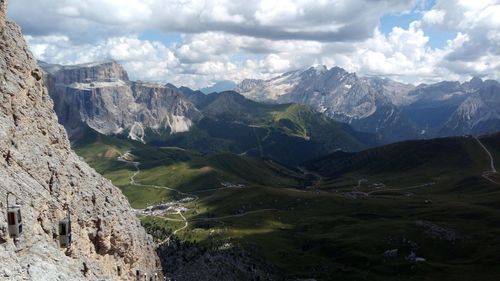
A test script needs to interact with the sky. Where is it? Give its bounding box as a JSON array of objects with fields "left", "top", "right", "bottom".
[{"left": 7, "top": 0, "right": 500, "bottom": 89}]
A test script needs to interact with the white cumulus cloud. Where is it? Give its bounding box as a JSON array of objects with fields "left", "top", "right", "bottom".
[{"left": 7, "top": 0, "right": 500, "bottom": 88}]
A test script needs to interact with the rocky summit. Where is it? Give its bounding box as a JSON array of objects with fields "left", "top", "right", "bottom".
[
  {"left": 0, "top": 0, "right": 161, "bottom": 280},
  {"left": 42, "top": 60, "right": 201, "bottom": 142}
]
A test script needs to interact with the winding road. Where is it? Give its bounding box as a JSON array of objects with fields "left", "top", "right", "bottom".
[
  {"left": 173, "top": 211, "right": 188, "bottom": 235},
  {"left": 475, "top": 137, "right": 499, "bottom": 185},
  {"left": 118, "top": 153, "right": 195, "bottom": 244},
  {"left": 124, "top": 158, "right": 199, "bottom": 201},
  {"left": 118, "top": 151, "right": 282, "bottom": 246}
]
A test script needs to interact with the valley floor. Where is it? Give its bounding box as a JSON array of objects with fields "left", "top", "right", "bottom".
[{"left": 74, "top": 132, "right": 500, "bottom": 281}]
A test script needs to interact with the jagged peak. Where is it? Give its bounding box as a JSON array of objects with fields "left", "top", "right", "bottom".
[
  {"left": 470, "top": 75, "right": 483, "bottom": 83},
  {"left": 309, "top": 64, "right": 328, "bottom": 73},
  {"left": 468, "top": 75, "right": 484, "bottom": 88},
  {"left": 179, "top": 85, "right": 205, "bottom": 96},
  {"left": 178, "top": 85, "right": 193, "bottom": 92},
  {"left": 165, "top": 82, "right": 178, "bottom": 89},
  {"left": 299, "top": 65, "right": 350, "bottom": 79}
]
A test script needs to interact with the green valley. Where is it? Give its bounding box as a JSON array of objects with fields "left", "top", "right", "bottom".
[{"left": 74, "top": 126, "right": 500, "bottom": 280}]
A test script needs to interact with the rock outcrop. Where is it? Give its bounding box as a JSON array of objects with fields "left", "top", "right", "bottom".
[
  {"left": 0, "top": 1, "right": 161, "bottom": 280},
  {"left": 41, "top": 61, "right": 201, "bottom": 142}
]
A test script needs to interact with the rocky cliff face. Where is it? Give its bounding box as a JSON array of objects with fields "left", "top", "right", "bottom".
[
  {"left": 40, "top": 61, "right": 129, "bottom": 85},
  {"left": 0, "top": 1, "right": 161, "bottom": 280},
  {"left": 441, "top": 81, "right": 500, "bottom": 136},
  {"left": 42, "top": 61, "right": 201, "bottom": 142},
  {"left": 0, "top": 0, "right": 5, "bottom": 29}
]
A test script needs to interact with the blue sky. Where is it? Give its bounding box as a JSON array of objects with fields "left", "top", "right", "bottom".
[
  {"left": 139, "top": 30, "right": 182, "bottom": 48},
  {"left": 8, "top": 0, "right": 500, "bottom": 88},
  {"left": 379, "top": 0, "right": 454, "bottom": 49}
]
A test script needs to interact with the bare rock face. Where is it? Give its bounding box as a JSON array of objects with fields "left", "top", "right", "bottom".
[
  {"left": 40, "top": 61, "right": 129, "bottom": 85},
  {"left": 0, "top": 0, "right": 5, "bottom": 29},
  {"left": 0, "top": 1, "right": 161, "bottom": 280},
  {"left": 41, "top": 61, "right": 201, "bottom": 142},
  {"left": 440, "top": 81, "right": 500, "bottom": 136}
]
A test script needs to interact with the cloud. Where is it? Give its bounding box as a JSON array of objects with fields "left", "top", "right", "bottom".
[
  {"left": 422, "top": 9, "right": 445, "bottom": 25},
  {"left": 422, "top": 0, "right": 500, "bottom": 78},
  {"left": 9, "top": 0, "right": 415, "bottom": 42},
  {"left": 7, "top": 0, "right": 500, "bottom": 88},
  {"left": 26, "top": 35, "right": 179, "bottom": 81}
]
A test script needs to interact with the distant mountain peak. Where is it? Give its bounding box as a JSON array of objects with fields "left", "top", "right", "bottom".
[
  {"left": 310, "top": 65, "right": 328, "bottom": 73},
  {"left": 207, "top": 90, "right": 257, "bottom": 108},
  {"left": 236, "top": 65, "right": 500, "bottom": 142},
  {"left": 166, "top": 82, "right": 178, "bottom": 89},
  {"left": 469, "top": 76, "right": 484, "bottom": 89}
]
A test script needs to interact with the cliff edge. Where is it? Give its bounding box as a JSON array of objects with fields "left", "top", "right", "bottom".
[{"left": 0, "top": 0, "right": 161, "bottom": 280}]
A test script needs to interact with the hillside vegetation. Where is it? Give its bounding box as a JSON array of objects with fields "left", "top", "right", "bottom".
[{"left": 74, "top": 127, "right": 500, "bottom": 280}]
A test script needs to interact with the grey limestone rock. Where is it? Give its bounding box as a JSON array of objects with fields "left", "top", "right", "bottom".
[{"left": 0, "top": 1, "right": 161, "bottom": 280}]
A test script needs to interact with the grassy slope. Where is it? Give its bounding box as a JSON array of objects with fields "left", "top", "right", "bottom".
[
  {"left": 305, "top": 137, "right": 489, "bottom": 188},
  {"left": 73, "top": 128, "right": 304, "bottom": 208},
  {"left": 75, "top": 129, "right": 500, "bottom": 281},
  {"left": 139, "top": 93, "right": 376, "bottom": 167}
]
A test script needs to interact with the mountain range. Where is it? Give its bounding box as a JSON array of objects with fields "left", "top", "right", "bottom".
[
  {"left": 236, "top": 66, "right": 500, "bottom": 142},
  {"left": 40, "top": 60, "right": 500, "bottom": 165},
  {"left": 41, "top": 61, "right": 376, "bottom": 166},
  {"left": 37, "top": 55, "right": 500, "bottom": 281}
]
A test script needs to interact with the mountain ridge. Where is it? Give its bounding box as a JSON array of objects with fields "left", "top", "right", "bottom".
[
  {"left": 41, "top": 61, "right": 377, "bottom": 166},
  {"left": 236, "top": 65, "right": 500, "bottom": 142}
]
